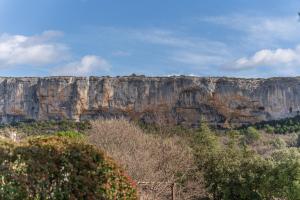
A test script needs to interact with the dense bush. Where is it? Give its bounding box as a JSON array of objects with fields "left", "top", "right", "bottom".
[
  {"left": 264, "top": 124, "right": 275, "bottom": 134},
  {"left": 55, "top": 130, "right": 84, "bottom": 139},
  {"left": 193, "top": 121, "right": 300, "bottom": 200},
  {"left": 252, "top": 115, "right": 300, "bottom": 134},
  {"left": 270, "top": 148, "right": 300, "bottom": 199},
  {"left": 0, "top": 120, "right": 92, "bottom": 137},
  {"left": 243, "top": 126, "right": 261, "bottom": 144},
  {"left": 0, "top": 136, "right": 137, "bottom": 200},
  {"left": 271, "top": 137, "right": 287, "bottom": 149}
]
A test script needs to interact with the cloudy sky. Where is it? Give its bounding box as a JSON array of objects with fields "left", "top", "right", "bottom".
[{"left": 0, "top": 0, "right": 300, "bottom": 77}]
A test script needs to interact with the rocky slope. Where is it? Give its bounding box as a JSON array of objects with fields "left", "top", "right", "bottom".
[{"left": 1, "top": 76, "right": 300, "bottom": 127}]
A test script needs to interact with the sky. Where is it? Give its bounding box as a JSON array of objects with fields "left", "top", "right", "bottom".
[{"left": 0, "top": 0, "right": 300, "bottom": 77}]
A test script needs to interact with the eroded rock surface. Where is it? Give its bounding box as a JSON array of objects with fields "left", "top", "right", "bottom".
[{"left": 1, "top": 76, "right": 300, "bottom": 127}]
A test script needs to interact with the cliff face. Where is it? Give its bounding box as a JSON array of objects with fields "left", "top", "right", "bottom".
[{"left": 1, "top": 76, "right": 300, "bottom": 127}]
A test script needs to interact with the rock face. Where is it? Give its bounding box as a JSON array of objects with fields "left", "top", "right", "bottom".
[{"left": 1, "top": 76, "right": 300, "bottom": 127}]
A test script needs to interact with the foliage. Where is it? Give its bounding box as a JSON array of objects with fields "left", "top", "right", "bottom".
[
  {"left": 271, "top": 137, "right": 287, "bottom": 149},
  {"left": 55, "top": 130, "right": 84, "bottom": 139},
  {"left": 0, "top": 136, "right": 137, "bottom": 200},
  {"left": 192, "top": 120, "right": 220, "bottom": 159},
  {"left": 269, "top": 148, "right": 300, "bottom": 199},
  {"left": 249, "top": 115, "right": 300, "bottom": 134},
  {"left": 137, "top": 120, "right": 194, "bottom": 137},
  {"left": 192, "top": 121, "right": 300, "bottom": 200},
  {"left": 264, "top": 124, "right": 275, "bottom": 134},
  {"left": 0, "top": 120, "right": 91, "bottom": 137},
  {"left": 242, "top": 126, "right": 261, "bottom": 144}
]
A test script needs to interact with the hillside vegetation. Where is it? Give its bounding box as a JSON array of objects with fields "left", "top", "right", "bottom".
[
  {"left": 245, "top": 115, "right": 300, "bottom": 134},
  {"left": 0, "top": 119, "right": 299, "bottom": 199}
]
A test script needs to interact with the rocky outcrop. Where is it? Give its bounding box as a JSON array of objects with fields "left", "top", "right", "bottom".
[{"left": 1, "top": 76, "right": 300, "bottom": 127}]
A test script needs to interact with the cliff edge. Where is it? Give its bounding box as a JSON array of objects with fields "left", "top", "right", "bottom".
[{"left": 1, "top": 76, "right": 300, "bottom": 127}]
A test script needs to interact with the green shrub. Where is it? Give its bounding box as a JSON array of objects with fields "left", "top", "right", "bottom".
[
  {"left": 271, "top": 138, "right": 287, "bottom": 149},
  {"left": 192, "top": 122, "right": 300, "bottom": 200},
  {"left": 265, "top": 124, "right": 275, "bottom": 134},
  {"left": 193, "top": 120, "right": 219, "bottom": 151},
  {"left": 0, "top": 136, "right": 137, "bottom": 200},
  {"left": 1, "top": 120, "right": 92, "bottom": 137},
  {"left": 227, "top": 130, "right": 241, "bottom": 147},
  {"left": 252, "top": 115, "right": 300, "bottom": 134},
  {"left": 270, "top": 148, "right": 300, "bottom": 199},
  {"left": 201, "top": 148, "right": 273, "bottom": 200},
  {"left": 55, "top": 130, "right": 84, "bottom": 139},
  {"left": 193, "top": 124, "right": 271, "bottom": 199},
  {"left": 243, "top": 127, "right": 261, "bottom": 144}
]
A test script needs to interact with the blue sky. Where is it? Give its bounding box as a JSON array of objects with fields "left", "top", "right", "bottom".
[{"left": 0, "top": 0, "right": 300, "bottom": 77}]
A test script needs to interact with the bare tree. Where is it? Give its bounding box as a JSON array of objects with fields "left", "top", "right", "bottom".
[{"left": 86, "top": 119, "right": 206, "bottom": 199}]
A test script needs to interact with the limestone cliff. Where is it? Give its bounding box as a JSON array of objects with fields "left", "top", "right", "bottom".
[{"left": 1, "top": 76, "right": 300, "bottom": 127}]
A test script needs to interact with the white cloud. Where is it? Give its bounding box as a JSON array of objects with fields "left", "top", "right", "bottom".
[
  {"left": 35, "top": 30, "right": 64, "bottom": 41},
  {"left": 227, "top": 46, "right": 300, "bottom": 70},
  {"left": 201, "top": 15, "right": 300, "bottom": 44},
  {"left": 200, "top": 14, "right": 300, "bottom": 75},
  {"left": 0, "top": 31, "right": 68, "bottom": 66},
  {"left": 54, "top": 55, "right": 111, "bottom": 76},
  {"left": 0, "top": 30, "right": 112, "bottom": 76}
]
